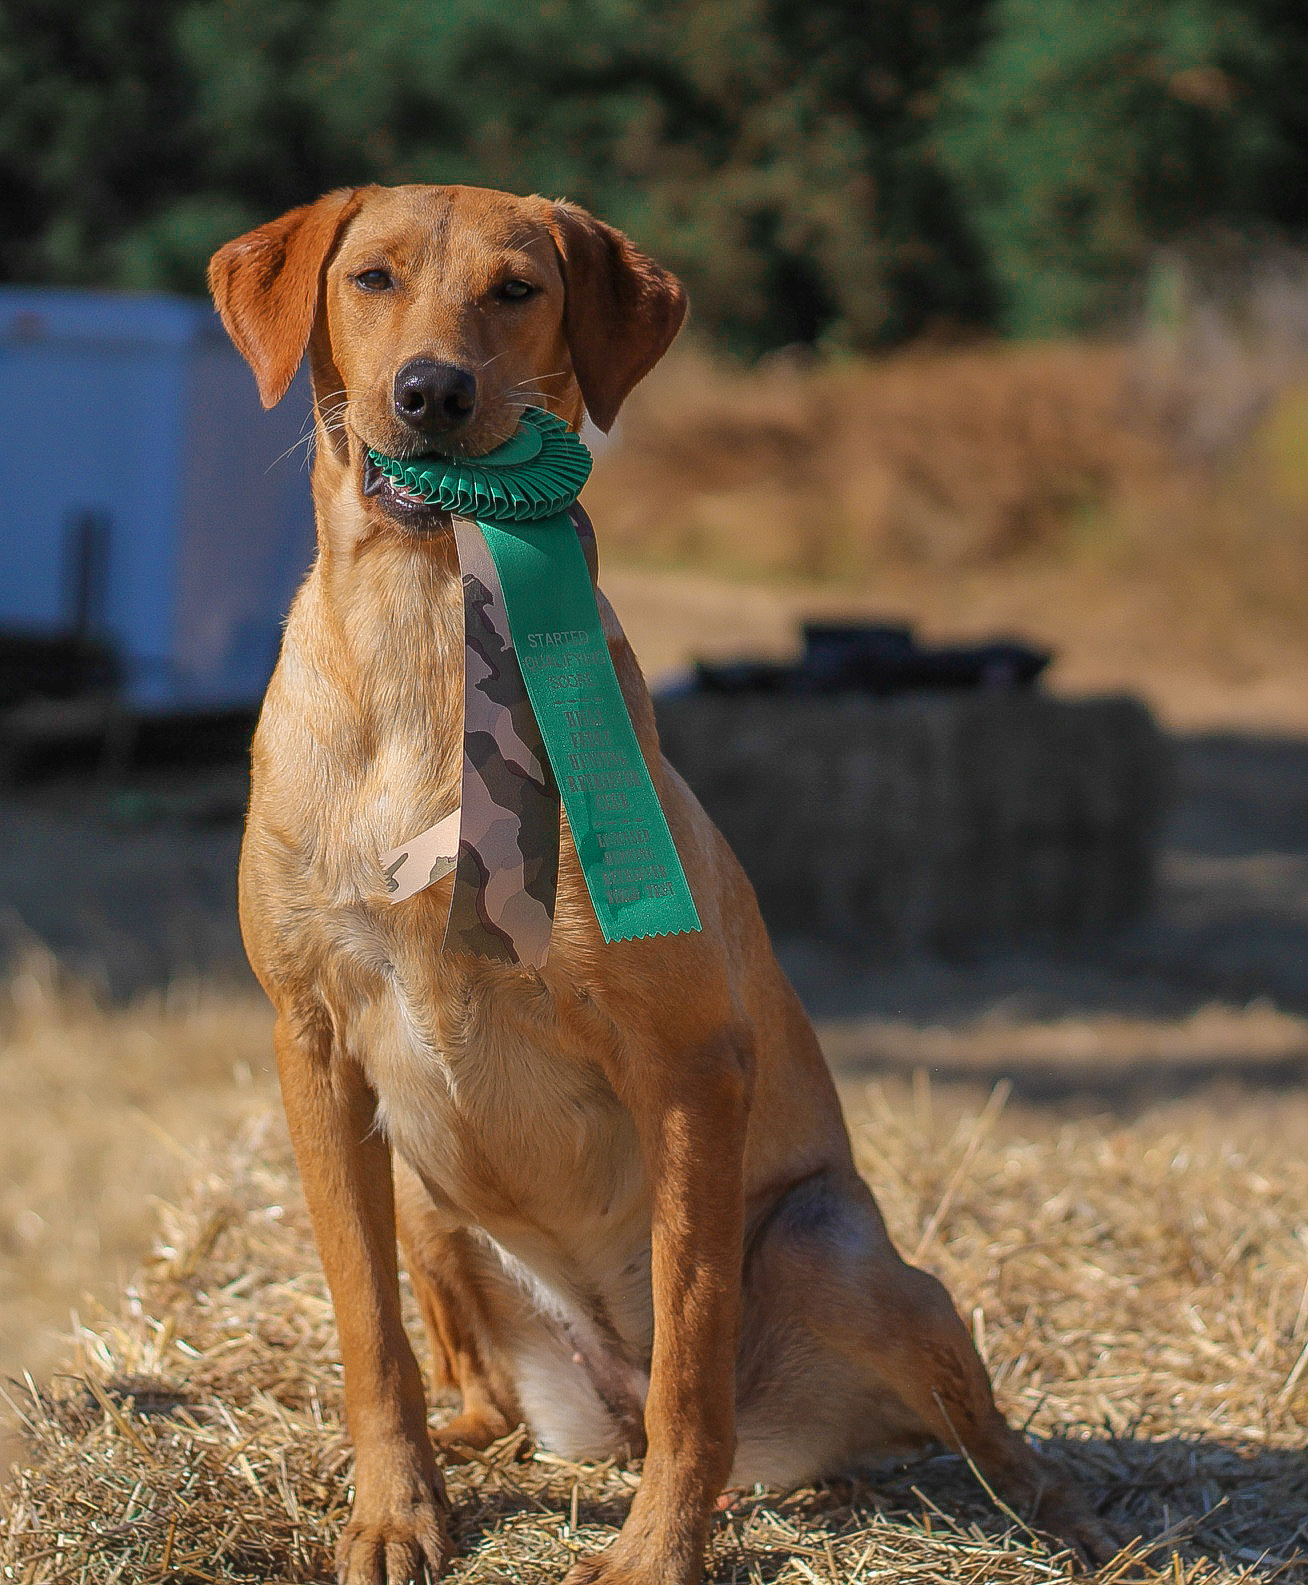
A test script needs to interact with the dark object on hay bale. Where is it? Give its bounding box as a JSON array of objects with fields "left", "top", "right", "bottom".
[
  {"left": 656, "top": 684, "right": 1171, "bottom": 955},
  {"left": 693, "top": 622, "right": 1052, "bottom": 698}
]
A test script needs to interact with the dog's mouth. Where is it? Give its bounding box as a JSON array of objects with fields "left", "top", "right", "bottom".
[
  {"left": 361, "top": 453, "right": 450, "bottom": 530},
  {"left": 359, "top": 416, "right": 525, "bottom": 529}
]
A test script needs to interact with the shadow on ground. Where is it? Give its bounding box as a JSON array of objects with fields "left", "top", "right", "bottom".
[{"left": 777, "top": 730, "right": 1308, "bottom": 1027}]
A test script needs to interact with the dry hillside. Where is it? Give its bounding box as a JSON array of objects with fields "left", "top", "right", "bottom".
[{"left": 588, "top": 341, "right": 1308, "bottom": 732}]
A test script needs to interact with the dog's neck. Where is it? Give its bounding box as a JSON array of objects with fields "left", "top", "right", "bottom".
[
  {"left": 294, "top": 380, "right": 590, "bottom": 785},
  {"left": 300, "top": 441, "right": 467, "bottom": 770}
]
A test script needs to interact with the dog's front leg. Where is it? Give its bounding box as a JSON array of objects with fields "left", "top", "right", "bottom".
[
  {"left": 274, "top": 1016, "right": 450, "bottom": 1585},
  {"left": 567, "top": 1028, "right": 751, "bottom": 1585}
]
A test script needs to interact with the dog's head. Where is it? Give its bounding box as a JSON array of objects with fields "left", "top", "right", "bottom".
[{"left": 208, "top": 184, "right": 686, "bottom": 529}]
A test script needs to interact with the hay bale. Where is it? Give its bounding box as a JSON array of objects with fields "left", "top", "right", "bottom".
[
  {"left": 3, "top": 1080, "right": 1306, "bottom": 1584},
  {"left": 656, "top": 692, "right": 1171, "bottom": 952}
]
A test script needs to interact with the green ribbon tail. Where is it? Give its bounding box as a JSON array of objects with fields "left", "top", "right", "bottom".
[{"left": 473, "top": 513, "right": 702, "bottom": 944}]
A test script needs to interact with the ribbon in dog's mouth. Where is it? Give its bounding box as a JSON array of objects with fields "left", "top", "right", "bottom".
[
  {"left": 373, "top": 406, "right": 701, "bottom": 966},
  {"left": 362, "top": 455, "right": 442, "bottom": 516}
]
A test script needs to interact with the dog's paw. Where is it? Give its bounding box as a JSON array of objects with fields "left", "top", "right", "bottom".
[
  {"left": 431, "top": 1407, "right": 514, "bottom": 1456},
  {"left": 335, "top": 1464, "right": 451, "bottom": 1585},
  {"left": 1060, "top": 1515, "right": 1123, "bottom": 1573},
  {"left": 562, "top": 1545, "right": 699, "bottom": 1585},
  {"left": 1033, "top": 1489, "right": 1122, "bottom": 1572},
  {"left": 562, "top": 1554, "right": 635, "bottom": 1585}
]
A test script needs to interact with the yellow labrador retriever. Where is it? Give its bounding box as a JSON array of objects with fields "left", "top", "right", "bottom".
[{"left": 209, "top": 183, "right": 1108, "bottom": 1585}]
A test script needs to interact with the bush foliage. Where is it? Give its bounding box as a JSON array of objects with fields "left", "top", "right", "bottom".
[{"left": 0, "top": 0, "right": 1305, "bottom": 350}]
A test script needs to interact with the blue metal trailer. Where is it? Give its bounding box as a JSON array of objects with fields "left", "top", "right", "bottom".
[{"left": 0, "top": 285, "right": 315, "bottom": 712}]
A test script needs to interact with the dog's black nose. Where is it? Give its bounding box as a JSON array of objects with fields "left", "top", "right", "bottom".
[{"left": 393, "top": 359, "right": 477, "bottom": 435}]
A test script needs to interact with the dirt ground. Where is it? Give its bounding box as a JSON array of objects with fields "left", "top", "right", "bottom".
[{"left": 4, "top": 1049, "right": 1307, "bottom": 1582}]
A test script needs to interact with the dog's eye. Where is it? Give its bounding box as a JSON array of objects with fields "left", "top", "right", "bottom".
[
  {"left": 495, "top": 279, "right": 537, "bottom": 302},
  {"left": 354, "top": 268, "right": 394, "bottom": 293}
]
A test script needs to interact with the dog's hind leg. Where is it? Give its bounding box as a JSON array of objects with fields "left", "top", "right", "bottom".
[
  {"left": 394, "top": 1168, "right": 524, "bottom": 1453},
  {"left": 733, "top": 1171, "right": 1113, "bottom": 1564},
  {"left": 395, "top": 1164, "right": 649, "bottom": 1464}
]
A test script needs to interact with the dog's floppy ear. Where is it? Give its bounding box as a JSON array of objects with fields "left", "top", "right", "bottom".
[
  {"left": 546, "top": 202, "right": 687, "bottom": 432},
  {"left": 208, "top": 188, "right": 364, "bottom": 408}
]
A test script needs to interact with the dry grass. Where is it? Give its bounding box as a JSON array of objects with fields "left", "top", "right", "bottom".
[
  {"left": 587, "top": 344, "right": 1156, "bottom": 577},
  {"left": 2, "top": 1072, "right": 1306, "bottom": 1583},
  {"left": 820, "top": 1004, "right": 1308, "bottom": 1094},
  {"left": 587, "top": 344, "right": 1308, "bottom": 733},
  {"left": 0, "top": 949, "right": 273, "bottom": 1390}
]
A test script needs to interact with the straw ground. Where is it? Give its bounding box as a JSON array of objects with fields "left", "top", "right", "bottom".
[{"left": 2, "top": 1054, "right": 1306, "bottom": 1583}]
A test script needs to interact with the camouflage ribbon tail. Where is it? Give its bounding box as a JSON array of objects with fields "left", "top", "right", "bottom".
[
  {"left": 443, "top": 517, "right": 561, "bottom": 966},
  {"left": 475, "top": 506, "right": 702, "bottom": 947},
  {"left": 383, "top": 496, "right": 699, "bottom": 964}
]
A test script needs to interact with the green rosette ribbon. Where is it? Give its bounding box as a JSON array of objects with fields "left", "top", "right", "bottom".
[{"left": 372, "top": 407, "right": 701, "bottom": 962}]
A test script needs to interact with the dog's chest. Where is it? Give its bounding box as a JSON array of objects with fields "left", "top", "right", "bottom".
[
  {"left": 260, "top": 641, "right": 650, "bottom": 1271},
  {"left": 340, "top": 935, "right": 645, "bottom": 1244}
]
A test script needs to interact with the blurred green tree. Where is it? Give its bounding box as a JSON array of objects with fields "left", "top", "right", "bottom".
[
  {"left": 0, "top": 0, "right": 1304, "bottom": 348},
  {"left": 936, "top": 0, "right": 1305, "bottom": 334},
  {"left": 0, "top": 0, "right": 991, "bottom": 351},
  {"left": 0, "top": 0, "right": 204, "bottom": 284}
]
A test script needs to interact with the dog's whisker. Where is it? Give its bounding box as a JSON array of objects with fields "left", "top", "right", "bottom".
[
  {"left": 267, "top": 408, "right": 355, "bottom": 476},
  {"left": 266, "top": 406, "right": 323, "bottom": 470},
  {"left": 266, "top": 430, "right": 319, "bottom": 474},
  {"left": 502, "top": 371, "right": 568, "bottom": 396},
  {"left": 499, "top": 223, "right": 543, "bottom": 252},
  {"left": 500, "top": 385, "right": 567, "bottom": 408}
]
